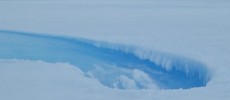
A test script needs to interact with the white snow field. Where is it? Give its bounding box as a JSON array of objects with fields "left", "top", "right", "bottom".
[{"left": 0, "top": 0, "right": 230, "bottom": 100}]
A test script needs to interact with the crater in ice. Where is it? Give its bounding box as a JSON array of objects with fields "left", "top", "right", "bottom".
[{"left": 0, "top": 30, "right": 211, "bottom": 90}]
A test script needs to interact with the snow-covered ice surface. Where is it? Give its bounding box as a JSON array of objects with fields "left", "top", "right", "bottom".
[{"left": 0, "top": 0, "right": 230, "bottom": 100}]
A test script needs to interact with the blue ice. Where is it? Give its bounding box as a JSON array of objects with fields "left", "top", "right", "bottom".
[{"left": 0, "top": 30, "right": 210, "bottom": 89}]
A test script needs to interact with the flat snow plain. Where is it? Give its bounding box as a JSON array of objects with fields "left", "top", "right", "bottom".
[{"left": 0, "top": 0, "right": 230, "bottom": 100}]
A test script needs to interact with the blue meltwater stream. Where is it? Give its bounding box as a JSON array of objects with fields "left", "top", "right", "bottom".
[{"left": 0, "top": 30, "right": 211, "bottom": 89}]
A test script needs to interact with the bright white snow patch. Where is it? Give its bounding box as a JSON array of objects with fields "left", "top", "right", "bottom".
[{"left": 0, "top": 59, "right": 229, "bottom": 100}]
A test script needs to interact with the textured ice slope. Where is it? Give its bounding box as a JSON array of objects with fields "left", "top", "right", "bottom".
[{"left": 0, "top": 30, "right": 210, "bottom": 89}]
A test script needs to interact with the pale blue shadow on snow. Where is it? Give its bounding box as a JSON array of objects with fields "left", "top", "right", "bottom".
[{"left": 0, "top": 30, "right": 211, "bottom": 89}]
